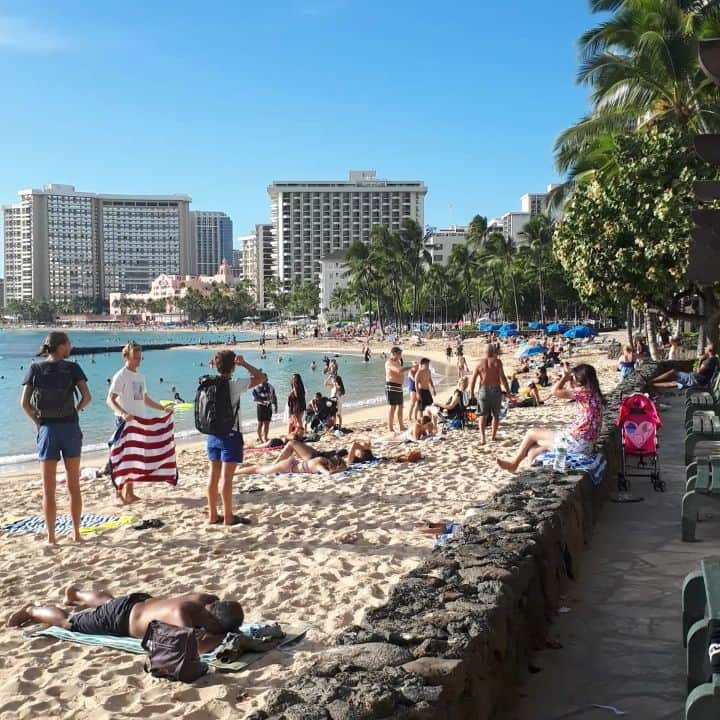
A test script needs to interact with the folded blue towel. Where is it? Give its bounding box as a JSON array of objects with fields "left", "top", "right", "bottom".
[{"left": 532, "top": 452, "right": 607, "bottom": 486}]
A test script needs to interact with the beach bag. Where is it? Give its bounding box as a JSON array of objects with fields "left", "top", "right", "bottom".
[
  {"left": 30, "top": 362, "right": 77, "bottom": 420},
  {"left": 142, "top": 620, "right": 207, "bottom": 683},
  {"left": 194, "top": 376, "right": 237, "bottom": 435}
]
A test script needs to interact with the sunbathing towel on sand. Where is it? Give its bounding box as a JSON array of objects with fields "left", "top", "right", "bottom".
[
  {"left": 1, "top": 514, "right": 134, "bottom": 536},
  {"left": 26, "top": 623, "right": 309, "bottom": 673}
]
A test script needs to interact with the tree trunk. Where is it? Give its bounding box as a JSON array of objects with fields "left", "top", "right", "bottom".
[
  {"left": 645, "top": 311, "right": 661, "bottom": 361},
  {"left": 701, "top": 286, "right": 720, "bottom": 349},
  {"left": 626, "top": 303, "right": 633, "bottom": 347}
]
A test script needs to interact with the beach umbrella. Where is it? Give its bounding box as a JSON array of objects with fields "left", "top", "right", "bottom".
[
  {"left": 500, "top": 322, "right": 517, "bottom": 331},
  {"left": 518, "top": 345, "right": 548, "bottom": 359},
  {"left": 499, "top": 328, "right": 519, "bottom": 338},
  {"left": 547, "top": 322, "right": 569, "bottom": 334},
  {"left": 528, "top": 322, "right": 545, "bottom": 330},
  {"left": 563, "top": 325, "right": 594, "bottom": 339}
]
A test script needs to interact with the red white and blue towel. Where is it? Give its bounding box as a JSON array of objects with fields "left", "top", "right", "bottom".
[{"left": 109, "top": 414, "right": 178, "bottom": 490}]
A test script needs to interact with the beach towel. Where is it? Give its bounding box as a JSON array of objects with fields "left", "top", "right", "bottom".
[
  {"left": 532, "top": 451, "right": 608, "bottom": 486},
  {"left": 109, "top": 414, "right": 178, "bottom": 490},
  {"left": 27, "top": 623, "right": 309, "bottom": 673},
  {"left": 0, "top": 514, "right": 134, "bottom": 536}
]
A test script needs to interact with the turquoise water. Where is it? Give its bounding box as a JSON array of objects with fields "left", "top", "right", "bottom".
[{"left": 0, "top": 329, "right": 391, "bottom": 468}]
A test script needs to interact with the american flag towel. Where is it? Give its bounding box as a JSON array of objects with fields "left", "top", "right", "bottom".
[{"left": 109, "top": 414, "right": 178, "bottom": 490}]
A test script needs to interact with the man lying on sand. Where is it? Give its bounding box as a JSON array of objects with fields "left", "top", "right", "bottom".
[{"left": 7, "top": 587, "right": 243, "bottom": 653}]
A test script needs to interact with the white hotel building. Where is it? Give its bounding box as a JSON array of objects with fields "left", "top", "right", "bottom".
[
  {"left": 3, "top": 184, "right": 194, "bottom": 303},
  {"left": 267, "top": 171, "right": 427, "bottom": 291}
]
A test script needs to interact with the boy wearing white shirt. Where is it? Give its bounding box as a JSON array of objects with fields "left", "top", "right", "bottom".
[{"left": 107, "top": 342, "right": 169, "bottom": 504}]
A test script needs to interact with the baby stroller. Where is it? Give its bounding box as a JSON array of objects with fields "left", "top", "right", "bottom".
[{"left": 616, "top": 392, "right": 664, "bottom": 492}]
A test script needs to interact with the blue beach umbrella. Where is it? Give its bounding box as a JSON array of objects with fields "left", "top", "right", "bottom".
[
  {"left": 547, "top": 322, "right": 570, "bottom": 334},
  {"left": 500, "top": 322, "right": 517, "bottom": 331},
  {"left": 478, "top": 322, "right": 499, "bottom": 332},
  {"left": 518, "top": 345, "right": 548, "bottom": 359},
  {"left": 563, "top": 325, "right": 595, "bottom": 339},
  {"left": 528, "top": 322, "right": 545, "bottom": 330},
  {"left": 499, "top": 328, "right": 519, "bottom": 338}
]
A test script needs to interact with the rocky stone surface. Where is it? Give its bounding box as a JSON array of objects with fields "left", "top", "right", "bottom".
[{"left": 246, "top": 365, "right": 663, "bottom": 720}]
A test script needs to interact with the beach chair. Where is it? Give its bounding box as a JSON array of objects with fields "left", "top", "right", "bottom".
[
  {"left": 686, "top": 372, "right": 720, "bottom": 423},
  {"left": 682, "top": 558, "right": 720, "bottom": 718},
  {"left": 682, "top": 457, "right": 720, "bottom": 541},
  {"left": 686, "top": 412, "right": 720, "bottom": 465}
]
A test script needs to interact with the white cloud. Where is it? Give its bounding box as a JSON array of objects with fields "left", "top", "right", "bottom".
[{"left": 0, "top": 15, "right": 68, "bottom": 53}]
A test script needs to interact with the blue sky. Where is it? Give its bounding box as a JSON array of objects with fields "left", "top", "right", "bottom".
[{"left": 0, "top": 0, "right": 596, "bottom": 275}]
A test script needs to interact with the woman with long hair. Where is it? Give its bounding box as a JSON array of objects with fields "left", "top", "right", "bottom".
[
  {"left": 324, "top": 373, "right": 346, "bottom": 428},
  {"left": 287, "top": 373, "right": 306, "bottom": 438},
  {"left": 20, "top": 332, "right": 92, "bottom": 544},
  {"left": 496, "top": 363, "right": 604, "bottom": 474}
]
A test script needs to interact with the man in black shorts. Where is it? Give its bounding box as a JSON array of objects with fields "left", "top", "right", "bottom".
[
  {"left": 414, "top": 358, "right": 436, "bottom": 412},
  {"left": 384, "top": 346, "right": 412, "bottom": 433},
  {"left": 251, "top": 372, "right": 278, "bottom": 444},
  {"left": 7, "top": 586, "right": 244, "bottom": 653}
]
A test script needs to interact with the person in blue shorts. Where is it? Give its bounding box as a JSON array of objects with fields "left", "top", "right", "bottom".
[
  {"left": 20, "top": 332, "right": 92, "bottom": 545},
  {"left": 650, "top": 343, "right": 718, "bottom": 389},
  {"left": 206, "top": 351, "right": 263, "bottom": 526}
]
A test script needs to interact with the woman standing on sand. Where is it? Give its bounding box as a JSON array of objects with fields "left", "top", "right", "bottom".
[
  {"left": 20, "top": 332, "right": 92, "bottom": 545},
  {"left": 287, "top": 373, "right": 307, "bottom": 439}
]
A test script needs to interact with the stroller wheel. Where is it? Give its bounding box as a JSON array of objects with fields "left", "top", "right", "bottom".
[
  {"left": 651, "top": 473, "right": 664, "bottom": 492},
  {"left": 618, "top": 475, "right": 628, "bottom": 492}
]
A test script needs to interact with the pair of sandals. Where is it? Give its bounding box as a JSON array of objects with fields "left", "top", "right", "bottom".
[{"left": 211, "top": 515, "right": 251, "bottom": 526}]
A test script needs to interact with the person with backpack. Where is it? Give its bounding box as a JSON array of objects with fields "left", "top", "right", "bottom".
[
  {"left": 20, "top": 332, "right": 92, "bottom": 545},
  {"left": 195, "top": 350, "right": 263, "bottom": 526},
  {"left": 106, "top": 342, "right": 171, "bottom": 504},
  {"left": 251, "top": 372, "right": 278, "bottom": 445}
]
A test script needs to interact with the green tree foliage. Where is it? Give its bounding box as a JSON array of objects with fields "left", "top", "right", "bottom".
[{"left": 553, "top": 127, "right": 704, "bottom": 313}]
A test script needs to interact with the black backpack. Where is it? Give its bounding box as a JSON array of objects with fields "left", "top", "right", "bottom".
[
  {"left": 142, "top": 620, "right": 207, "bottom": 682},
  {"left": 30, "top": 362, "right": 77, "bottom": 420},
  {"left": 194, "top": 375, "right": 237, "bottom": 435}
]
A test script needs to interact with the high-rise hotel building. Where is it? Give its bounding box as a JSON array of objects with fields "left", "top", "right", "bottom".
[
  {"left": 3, "top": 184, "right": 193, "bottom": 303},
  {"left": 267, "top": 171, "right": 427, "bottom": 290},
  {"left": 192, "top": 211, "right": 233, "bottom": 276}
]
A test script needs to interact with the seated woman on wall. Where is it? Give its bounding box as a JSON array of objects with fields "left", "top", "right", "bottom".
[{"left": 496, "top": 363, "right": 604, "bottom": 474}]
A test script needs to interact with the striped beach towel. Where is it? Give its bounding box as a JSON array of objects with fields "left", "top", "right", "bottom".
[
  {"left": 1, "top": 514, "right": 134, "bottom": 536},
  {"left": 109, "top": 414, "right": 178, "bottom": 490}
]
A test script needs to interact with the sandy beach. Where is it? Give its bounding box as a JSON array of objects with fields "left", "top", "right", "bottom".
[{"left": 0, "top": 333, "right": 623, "bottom": 719}]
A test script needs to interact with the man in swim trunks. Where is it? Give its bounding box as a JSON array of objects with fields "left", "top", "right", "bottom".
[
  {"left": 414, "top": 358, "right": 436, "bottom": 413},
  {"left": 469, "top": 344, "right": 510, "bottom": 444},
  {"left": 7, "top": 586, "right": 244, "bottom": 653},
  {"left": 385, "top": 346, "right": 413, "bottom": 433}
]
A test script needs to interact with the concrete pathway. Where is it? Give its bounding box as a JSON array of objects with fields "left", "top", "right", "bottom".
[{"left": 506, "top": 391, "right": 720, "bottom": 720}]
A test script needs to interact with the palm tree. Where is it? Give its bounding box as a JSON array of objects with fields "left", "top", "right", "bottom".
[
  {"left": 397, "top": 218, "right": 432, "bottom": 326},
  {"left": 553, "top": 0, "right": 720, "bottom": 208},
  {"left": 448, "top": 243, "right": 478, "bottom": 321},
  {"left": 519, "top": 215, "right": 554, "bottom": 325},
  {"left": 483, "top": 232, "right": 520, "bottom": 325}
]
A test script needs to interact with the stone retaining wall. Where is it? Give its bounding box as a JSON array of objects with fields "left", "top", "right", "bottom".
[{"left": 248, "top": 361, "right": 680, "bottom": 720}]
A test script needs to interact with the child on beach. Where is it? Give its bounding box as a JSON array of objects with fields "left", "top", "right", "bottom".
[
  {"left": 106, "top": 342, "right": 171, "bottom": 504},
  {"left": 204, "top": 351, "right": 264, "bottom": 525},
  {"left": 20, "top": 332, "right": 92, "bottom": 544}
]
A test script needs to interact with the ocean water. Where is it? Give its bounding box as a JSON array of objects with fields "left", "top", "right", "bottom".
[{"left": 0, "top": 329, "right": 395, "bottom": 469}]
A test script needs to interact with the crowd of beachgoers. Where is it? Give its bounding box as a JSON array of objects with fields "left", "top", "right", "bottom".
[{"left": 2, "top": 322, "right": 715, "bottom": 717}]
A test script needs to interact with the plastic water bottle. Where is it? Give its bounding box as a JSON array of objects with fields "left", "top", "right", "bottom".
[
  {"left": 553, "top": 433, "right": 568, "bottom": 474},
  {"left": 499, "top": 395, "right": 509, "bottom": 420}
]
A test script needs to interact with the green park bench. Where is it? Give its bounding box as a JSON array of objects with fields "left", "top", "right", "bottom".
[
  {"left": 682, "top": 558, "right": 720, "bottom": 718},
  {"left": 686, "top": 412, "right": 720, "bottom": 465},
  {"left": 682, "top": 457, "right": 720, "bottom": 541},
  {"left": 685, "top": 372, "right": 720, "bottom": 423}
]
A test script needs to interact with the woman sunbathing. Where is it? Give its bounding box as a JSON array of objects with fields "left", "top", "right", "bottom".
[{"left": 237, "top": 439, "right": 347, "bottom": 476}]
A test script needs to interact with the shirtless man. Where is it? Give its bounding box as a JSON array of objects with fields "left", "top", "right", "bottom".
[
  {"left": 7, "top": 586, "right": 244, "bottom": 653},
  {"left": 385, "top": 346, "right": 413, "bottom": 433},
  {"left": 414, "top": 358, "right": 437, "bottom": 414},
  {"left": 469, "top": 344, "right": 510, "bottom": 444}
]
